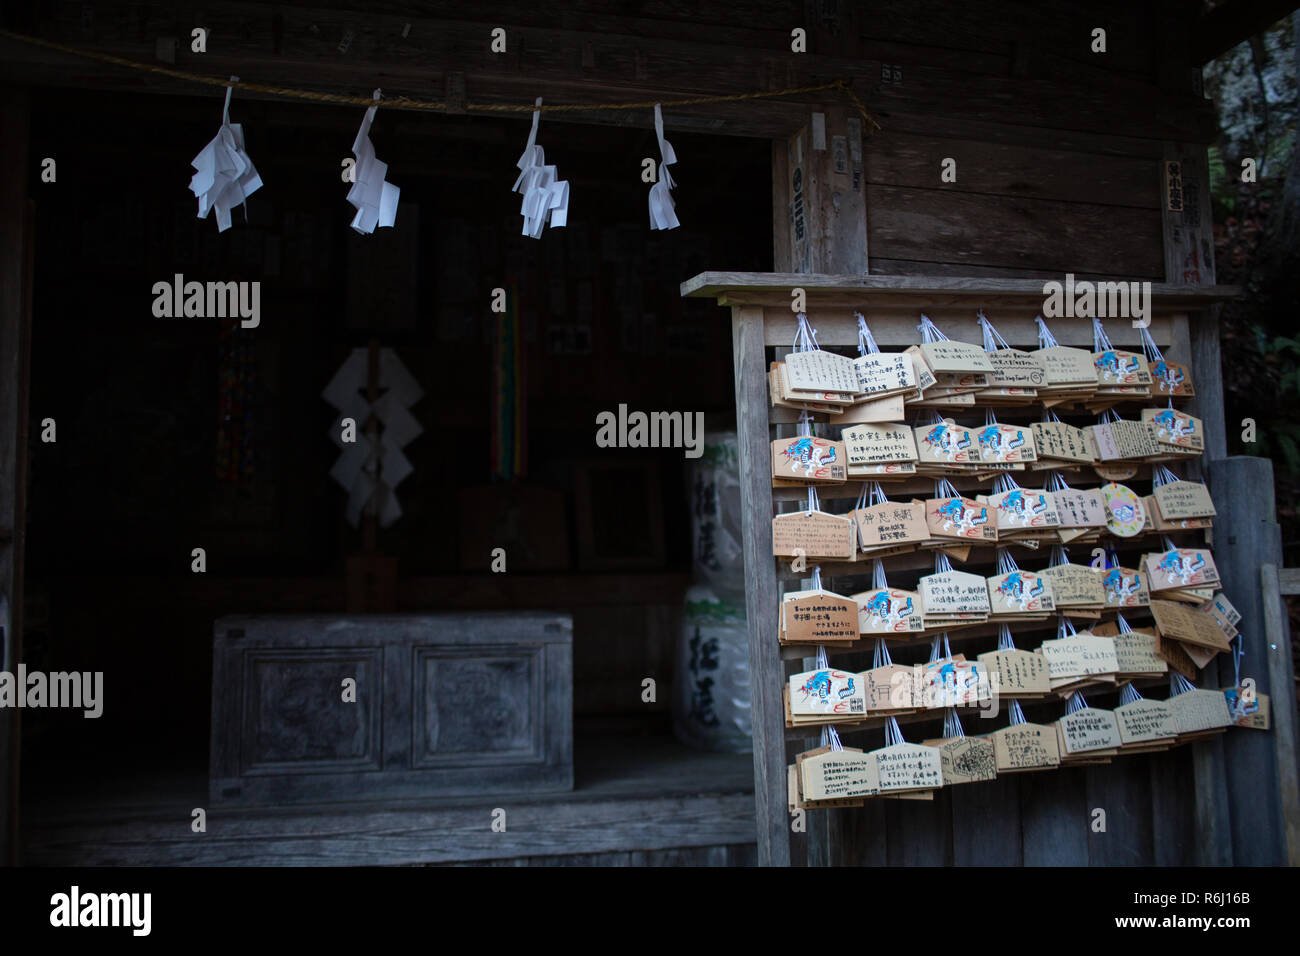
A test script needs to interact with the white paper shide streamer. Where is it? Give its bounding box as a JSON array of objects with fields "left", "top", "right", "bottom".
[
  {"left": 648, "top": 104, "right": 680, "bottom": 230},
  {"left": 347, "top": 89, "right": 401, "bottom": 234},
  {"left": 321, "top": 348, "right": 423, "bottom": 528},
  {"left": 512, "top": 98, "right": 570, "bottom": 238},
  {"left": 189, "top": 77, "right": 264, "bottom": 232}
]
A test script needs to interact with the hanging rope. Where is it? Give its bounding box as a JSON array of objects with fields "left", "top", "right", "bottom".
[{"left": 0, "top": 28, "right": 881, "bottom": 128}]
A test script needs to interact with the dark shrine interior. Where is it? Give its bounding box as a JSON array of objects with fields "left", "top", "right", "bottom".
[{"left": 18, "top": 87, "right": 772, "bottom": 794}]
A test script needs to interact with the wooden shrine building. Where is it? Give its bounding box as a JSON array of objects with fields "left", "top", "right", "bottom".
[{"left": 1, "top": 0, "right": 1297, "bottom": 867}]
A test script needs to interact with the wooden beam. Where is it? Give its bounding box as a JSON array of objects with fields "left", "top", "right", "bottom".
[
  {"left": 1279, "top": 567, "right": 1300, "bottom": 596},
  {"left": 1260, "top": 562, "right": 1300, "bottom": 865},
  {"left": 1207, "top": 457, "right": 1290, "bottom": 864},
  {"left": 0, "top": 86, "right": 29, "bottom": 867},
  {"left": 730, "top": 304, "right": 790, "bottom": 866},
  {"left": 1192, "top": 0, "right": 1300, "bottom": 65}
]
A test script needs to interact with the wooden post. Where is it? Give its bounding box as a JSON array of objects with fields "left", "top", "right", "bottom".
[
  {"left": 730, "top": 304, "right": 790, "bottom": 866},
  {"left": 1260, "top": 562, "right": 1300, "bottom": 865},
  {"left": 1207, "top": 456, "right": 1292, "bottom": 864},
  {"left": 0, "top": 88, "right": 30, "bottom": 866}
]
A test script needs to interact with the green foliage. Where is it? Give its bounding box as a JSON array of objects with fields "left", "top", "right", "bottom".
[{"left": 1249, "top": 328, "right": 1300, "bottom": 477}]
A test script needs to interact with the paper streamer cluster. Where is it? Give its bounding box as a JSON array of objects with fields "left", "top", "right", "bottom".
[
  {"left": 322, "top": 348, "right": 423, "bottom": 527},
  {"left": 648, "top": 104, "right": 680, "bottom": 230},
  {"left": 347, "top": 89, "right": 401, "bottom": 234},
  {"left": 189, "top": 79, "right": 264, "bottom": 232},
  {"left": 512, "top": 98, "right": 571, "bottom": 239}
]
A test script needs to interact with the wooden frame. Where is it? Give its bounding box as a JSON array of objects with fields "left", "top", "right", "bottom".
[{"left": 681, "top": 272, "right": 1300, "bottom": 867}]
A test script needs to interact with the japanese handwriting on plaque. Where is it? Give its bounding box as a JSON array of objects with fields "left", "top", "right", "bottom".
[
  {"left": 1115, "top": 698, "right": 1178, "bottom": 744},
  {"left": 1168, "top": 689, "right": 1234, "bottom": 734},
  {"left": 784, "top": 349, "right": 860, "bottom": 394},
  {"left": 1091, "top": 420, "right": 1163, "bottom": 461},
  {"left": 772, "top": 510, "right": 856, "bottom": 560},
  {"left": 990, "top": 722, "right": 1060, "bottom": 771},
  {"left": 852, "top": 500, "right": 929, "bottom": 548},
  {"left": 1032, "top": 421, "right": 1095, "bottom": 464},
  {"left": 781, "top": 591, "right": 859, "bottom": 644},
  {"left": 1153, "top": 480, "right": 1216, "bottom": 521},
  {"left": 853, "top": 352, "right": 917, "bottom": 395},
  {"left": 800, "top": 749, "right": 879, "bottom": 800},
  {"left": 977, "top": 648, "right": 1050, "bottom": 695},
  {"left": 872, "top": 742, "right": 943, "bottom": 792},
  {"left": 1149, "top": 599, "right": 1230, "bottom": 651},
  {"left": 852, "top": 587, "right": 924, "bottom": 634},
  {"left": 1141, "top": 407, "right": 1204, "bottom": 451},
  {"left": 1109, "top": 630, "right": 1167, "bottom": 675},
  {"left": 1038, "top": 633, "right": 1119, "bottom": 681},
  {"left": 1052, "top": 488, "right": 1108, "bottom": 527},
  {"left": 842, "top": 423, "right": 918, "bottom": 471},
  {"left": 1057, "top": 708, "right": 1121, "bottom": 754},
  {"left": 919, "top": 341, "right": 995, "bottom": 376},
  {"left": 987, "top": 570, "right": 1055, "bottom": 613},
  {"left": 986, "top": 349, "right": 1046, "bottom": 388},
  {"left": 920, "top": 570, "right": 992, "bottom": 615},
  {"left": 1036, "top": 346, "right": 1099, "bottom": 386},
  {"left": 921, "top": 735, "right": 998, "bottom": 786},
  {"left": 1040, "top": 563, "right": 1105, "bottom": 606},
  {"left": 1144, "top": 547, "right": 1219, "bottom": 590},
  {"left": 789, "top": 668, "right": 867, "bottom": 717}
]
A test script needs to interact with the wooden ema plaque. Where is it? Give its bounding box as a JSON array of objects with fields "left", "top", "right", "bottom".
[
  {"left": 920, "top": 735, "right": 999, "bottom": 786},
  {"left": 780, "top": 590, "right": 859, "bottom": 644},
  {"left": 989, "top": 722, "right": 1061, "bottom": 772},
  {"left": 799, "top": 747, "right": 879, "bottom": 801},
  {"left": 843, "top": 423, "right": 918, "bottom": 474},
  {"left": 852, "top": 500, "right": 929, "bottom": 549},
  {"left": 1141, "top": 407, "right": 1204, "bottom": 452},
  {"left": 987, "top": 569, "right": 1056, "bottom": 614},
  {"left": 852, "top": 587, "right": 924, "bottom": 634},
  {"left": 975, "top": 422, "right": 1038, "bottom": 464},
  {"left": 986, "top": 348, "right": 1046, "bottom": 389},
  {"left": 920, "top": 570, "right": 992, "bottom": 616},
  {"left": 982, "top": 488, "right": 1059, "bottom": 531},
  {"left": 917, "top": 658, "right": 990, "bottom": 709},
  {"left": 1149, "top": 599, "right": 1231, "bottom": 652},
  {"left": 1038, "top": 633, "right": 1119, "bottom": 683},
  {"left": 920, "top": 340, "right": 995, "bottom": 377},
  {"left": 1102, "top": 566, "right": 1149, "bottom": 608},
  {"left": 864, "top": 664, "right": 917, "bottom": 712},
  {"left": 977, "top": 648, "right": 1051, "bottom": 696},
  {"left": 1041, "top": 563, "right": 1105, "bottom": 607},
  {"left": 789, "top": 667, "right": 867, "bottom": 718},
  {"left": 771, "top": 436, "right": 847, "bottom": 484},
  {"left": 1036, "top": 346, "right": 1098, "bottom": 386},
  {"left": 852, "top": 352, "right": 918, "bottom": 397},
  {"left": 1053, "top": 488, "right": 1108, "bottom": 528},
  {"left": 913, "top": 421, "right": 976, "bottom": 465},
  {"left": 1153, "top": 480, "right": 1216, "bottom": 520},
  {"left": 924, "top": 495, "right": 996, "bottom": 541},
  {"left": 1091, "top": 349, "right": 1152, "bottom": 386},
  {"left": 784, "top": 349, "right": 859, "bottom": 394},
  {"left": 1168, "top": 689, "right": 1234, "bottom": 734},
  {"left": 1057, "top": 708, "right": 1121, "bottom": 754},
  {"left": 873, "top": 742, "right": 944, "bottom": 793},
  {"left": 1144, "top": 547, "right": 1219, "bottom": 591},
  {"left": 1032, "top": 421, "right": 1095, "bottom": 463},
  {"left": 1149, "top": 358, "right": 1194, "bottom": 397},
  {"left": 1115, "top": 698, "right": 1179, "bottom": 744},
  {"left": 772, "top": 509, "right": 857, "bottom": 560}
]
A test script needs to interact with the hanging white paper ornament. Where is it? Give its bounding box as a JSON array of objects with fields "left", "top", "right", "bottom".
[
  {"left": 189, "top": 77, "right": 263, "bottom": 232},
  {"left": 512, "top": 98, "right": 570, "bottom": 239},
  {"left": 648, "top": 104, "right": 679, "bottom": 230},
  {"left": 346, "top": 89, "right": 400, "bottom": 234}
]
